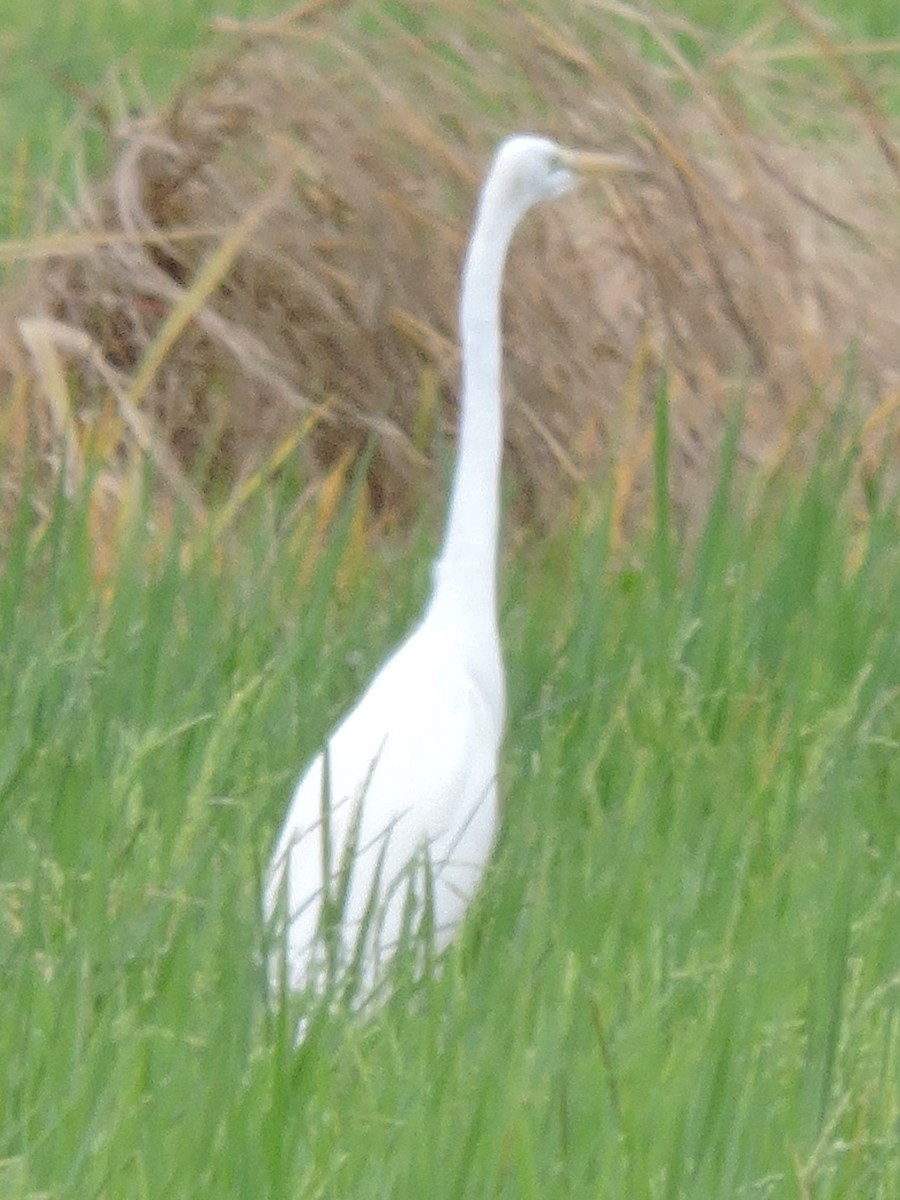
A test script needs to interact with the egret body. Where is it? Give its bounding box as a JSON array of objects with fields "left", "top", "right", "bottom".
[{"left": 265, "top": 134, "right": 631, "bottom": 1011}]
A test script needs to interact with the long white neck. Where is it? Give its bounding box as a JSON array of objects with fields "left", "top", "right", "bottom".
[{"left": 426, "top": 170, "right": 524, "bottom": 671}]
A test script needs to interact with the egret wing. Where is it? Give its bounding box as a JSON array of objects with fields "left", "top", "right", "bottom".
[{"left": 265, "top": 626, "right": 500, "bottom": 995}]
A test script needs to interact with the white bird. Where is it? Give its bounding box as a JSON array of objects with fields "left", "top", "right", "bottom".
[{"left": 265, "top": 133, "right": 635, "bottom": 1017}]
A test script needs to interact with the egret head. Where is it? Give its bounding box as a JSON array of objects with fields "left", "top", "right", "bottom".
[{"left": 488, "top": 134, "right": 639, "bottom": 226}]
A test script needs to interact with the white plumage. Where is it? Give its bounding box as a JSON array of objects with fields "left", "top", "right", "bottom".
[{"left": 265, "top": 134, "right": 634, "bottom": 1015}]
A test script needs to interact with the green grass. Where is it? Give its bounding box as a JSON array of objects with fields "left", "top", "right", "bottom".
[
  {"left": 0, "top": 0, "right": 283, "bottom": 237},
  {"left": 1, "top": 403, "right": 899, "bottom": 1199},
  {"left": 660, "top": 0, "right": 900, "bottom": 40},
  {"left": 2, "top": 2, "right": 899, "bottom": 1195}
]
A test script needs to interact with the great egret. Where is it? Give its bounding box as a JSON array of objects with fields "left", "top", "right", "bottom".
[{"left": 265, "top": 134, "right": 634, "bottom": 1017}]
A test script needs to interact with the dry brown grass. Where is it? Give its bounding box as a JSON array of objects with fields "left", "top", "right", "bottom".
[{"left": 2, "top": 0, "right": 900, "bottom": 552}]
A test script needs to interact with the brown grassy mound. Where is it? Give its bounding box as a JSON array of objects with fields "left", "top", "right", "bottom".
[{"left": 3, "top": 0, "right": 900, "bottom": 550}]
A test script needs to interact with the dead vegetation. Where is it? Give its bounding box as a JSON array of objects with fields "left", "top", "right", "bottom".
[{"left": 2, "top": 0, "right": 900, "bottom": 554}]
